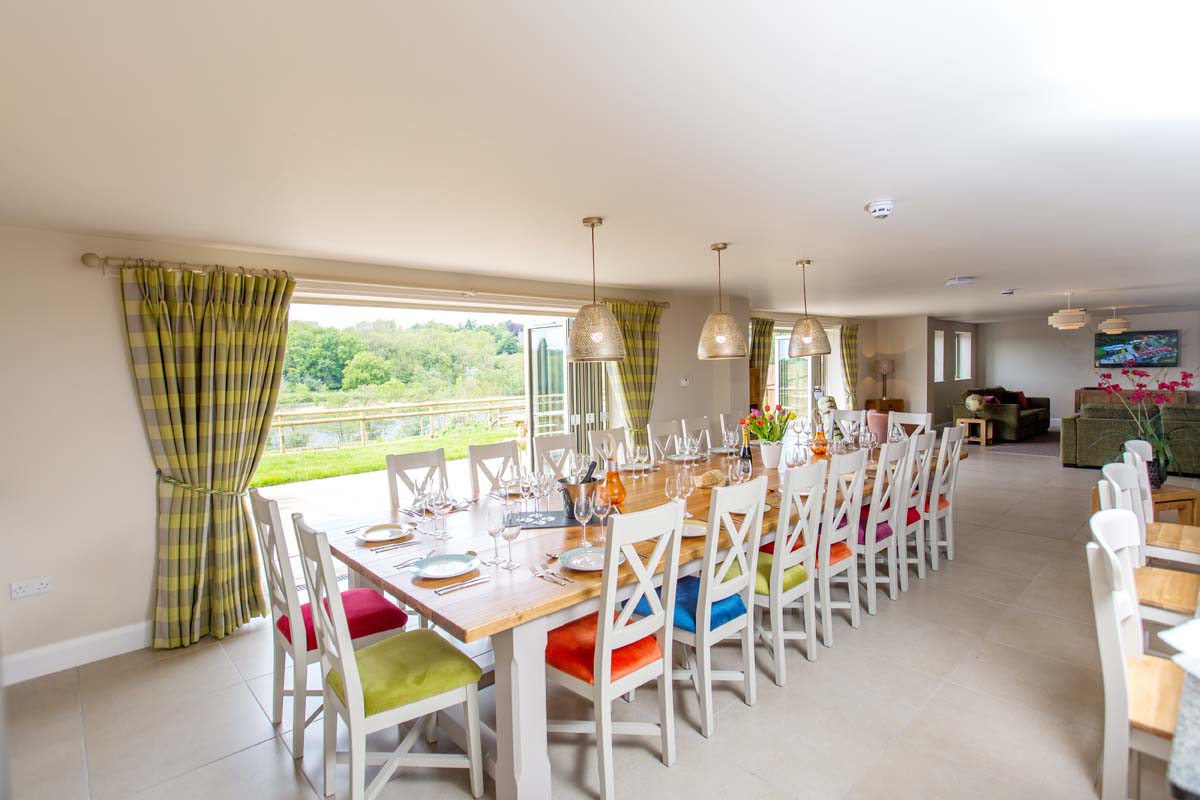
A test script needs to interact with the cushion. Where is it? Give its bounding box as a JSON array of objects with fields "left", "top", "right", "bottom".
[
  {"left": 1163, "top": 405, "right": 1200, "bottom": 422},
  {"left": 857, "top": 505, "right": 922, "bottom": 545},
  {"left": 546, "top": 612, "right": 663, "bottom": 685},
  {"left": 326, "top": 629, "right": 482, "bottom": 717},
  {"left": 1014, "top": 391, "right": 1030, "bottom": 409},
  {"left": 1082, "top": 403, "right": 1153, "bottom": 420},
  {"left": 982, "top": 395, "right": 998, "bottom": 404},
  {"left": 754, "top": 555, "right": 809, "bottom": 595},
  {"left": 761, "top": 533, "right": 850, "bottom": 567},
  {"left": 277, "top": 588, "right": 409, "bottom": 652},
  {"left": 631, "top": 575, "right": 746, "bottom": 634},
  {"left": 925, "top": 496, "right": 951, "bottom": 513}
]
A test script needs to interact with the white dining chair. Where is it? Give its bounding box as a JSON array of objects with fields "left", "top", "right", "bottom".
[
  {"left": 545, "top": 501, "right": 684, "bottom": 800},
  {"left": 533, "top": 433, "right": 578, "bottom": 479},
  {"left": 1087, "top": 509, "right": 1182, "bottom": 800},
  {"left": 896, "top": 431, "right": 936, "bottom": 591},
  {"left": 856, "top": 440, "right": 908, "bottom": 615},
  {"left": 386, "top": 449, "right": 449, "bottom": 511},
  {"left": 1122, "top": 444, "right": 1200, "bottom": 566},
  {"left": 815, "top": 449, "right": 867, "bottom": 646},
  {"left": 663, "top": 477, "right": 766, "bottom": 737},
  {"left": 886, "top": 410, "right": 933, "bottom": 437},
  {"left": 829, "top": 408, "right": 866, "bottom": 440},
  {"left": 754, "top": 461, "right": 824, "bottom": 685},
  {"left": 292, "top": 514, "right": 484, "bottom": 800},
  {"left": 466, "top": 440, "right": 520, "bottom": 499},
  {"left": 588, "top": 427, "right": 630, "bottom": 464},
  {"left": 680, "top": 417, "right": 713, "bottom": 452},
  {"left": 646, "top": 419, "right": 681, "bottom": 463},
  {"left": 248, "top": 491, "right": 410, "bottom": 761},
  {"left": 925, "top": 425, "right": 964, "bottom": 570}
]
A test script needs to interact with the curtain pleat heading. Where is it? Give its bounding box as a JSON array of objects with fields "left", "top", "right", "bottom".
[
  {"left": 604, "top": 300, "right": 663, "bottom": 448},
  {"left": 121, "top": 265, "right": 294, "bottom": 649},
  {"left": 840, "top": 323, "right": 860, "bottom": 410}
]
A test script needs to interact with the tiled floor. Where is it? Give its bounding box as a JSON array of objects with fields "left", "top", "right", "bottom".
[{"left": 6, "top": 445, "right": 1186, "bottom": 799}]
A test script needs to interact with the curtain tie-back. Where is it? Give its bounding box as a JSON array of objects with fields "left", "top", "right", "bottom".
[{"left": 156, "top": 471, "right": 246, "bottom": 498}]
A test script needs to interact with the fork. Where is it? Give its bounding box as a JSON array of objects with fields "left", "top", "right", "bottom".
[
  {"left": 529, "top": 565, "right": 567, "bottom": 586},
  {"left": 540, "top": 560, "right": 575, "bottom": 583},
  {"left": 394, "top": 548, "right": 437, "bottom": 570}
]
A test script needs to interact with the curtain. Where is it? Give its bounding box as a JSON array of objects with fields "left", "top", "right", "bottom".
[
  {"left": 121, "top": 265, "right": 295, "bottom": 648},
  {"left": 840, "top": 323, "right": 860, "bottom": 409},
  {"left": 749, "top": 317, "right": 775, "bottom": 372},
  {"left": 604, "top": 300, "right": 664, "bottom": 448}
]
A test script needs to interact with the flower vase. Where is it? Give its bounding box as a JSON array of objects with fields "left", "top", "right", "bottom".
[
  {"left": 759, "top": 441, "right": 783, "bottom": 470},
  {"left": 1146, "top": 459, "right": 1167, "bottom": 489}
]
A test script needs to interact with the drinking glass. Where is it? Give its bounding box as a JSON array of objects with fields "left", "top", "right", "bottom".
[
  {"left": 889, "top": 423, "right": 904, "bottom": 444},
  {"left": 677, "top": 472, "right": 695, "bottom": 518},
  {"left": 785, "top": 445, "right": 806, "bottom": 469},
  {"left": 635, "top": 445, "right": 650, "bottom": 476},
  {"left": 501, "top": 523, "right": 522, "bottom": 570},
  {"left": 433, "top": 488, "right": 455, "bottom": 540},
  {"left": 726, "top": 461, "right": 743, "bottom": 485},
  {"left": 738, "top": 458, "right": 754, "bottom": 484},
  {"left": 519, "top": 470, "right": 535, "bottom": 516},
  {"left": 482, "top": 507, "right": 505, "bottom": 566},
  {"left": 574, "top": 490, "right": 594, "bottom": 549},
  {"left": 593, "top": 490, "right": 613, "bottom": 544}
]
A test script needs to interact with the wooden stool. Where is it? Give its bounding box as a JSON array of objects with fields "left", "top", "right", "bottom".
[{"left": 956, "top": 417, "right": 993, "bottom": 447}]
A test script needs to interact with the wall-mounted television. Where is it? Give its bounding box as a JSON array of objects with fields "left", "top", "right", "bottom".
[{"left": 1094, "top": 330, "right": 1180, "bottom": 367}]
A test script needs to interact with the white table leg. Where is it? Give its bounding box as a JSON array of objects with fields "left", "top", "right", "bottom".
[{"left": 492, "top": 617, "right": 552, "bottom": 800}]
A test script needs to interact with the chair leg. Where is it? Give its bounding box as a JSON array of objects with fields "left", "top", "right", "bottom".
[
  {"left": 742, "top": 619, "right": 757, "bottom": 707},
  {"left": 696, "top": 643, "right": 715, "bottom": 738},
  {"left": 897, "top": 537, "right": 910, "bottom": 593},
  {"left": 803, "top": 594, "right": 817, "bottom": 662},
  {"left": 1130, "top": 748, "right": 1141, "bottom": 800},
  {"left": 322, "top": 700, "right": 337, "bottom": 798},
  {"left": 425, "top": 710, "right": 438, "bottom": 744},
  {"left": 886, "top": 540, "right": 899, "bottom": 601},
  {"left": 847, "top": 563, "right": 862, "bottom": 629},
  {"left": 770, "top": 599, "right": 787, "bottom": 686},
  {"left": 1099, "top": 714, "right": 1129, "bottom": 800},
  {"left": 349, "top": 729, "right": 366, "bottom": 800},
  {"left": 292, "top": 652, "right": 308, "bottom": 759},
  {"left": 944, "top": 509, "right": 956, "bottom": 561},
  {"left": 595, "top": 697, "right": 616, "bottom": 800},
  {"left": 819, "top": 570, "right": 834, "bottom": 647},
  {"left": 864, "top": 552, "right": 878, "bottom": 615},
  {"left": 271, "top": 643, "right": 285, "bottom": 726},
  {"left": 658, "top": 667, "right": 676, "bottom": 766},
  {"left": 465, "top": 687, "right": 484, "bottom": 798},
  {"left": 928, "top": 517, "right": 941, "bottom": 571},
  {"left": 914, "top": 524, "right": 927, "bottom": 580}
]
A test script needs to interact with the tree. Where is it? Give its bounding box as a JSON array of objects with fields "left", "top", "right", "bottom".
[
  {"left": 341, "top": 351, "right": 392, "bottom": 389},
  {"left": 283, "top": 322, "right": 362, "bottom": 390}
]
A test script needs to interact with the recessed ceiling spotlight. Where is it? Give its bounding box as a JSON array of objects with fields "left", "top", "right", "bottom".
[
  {"left": 864, "top": 198, "right": 893, "bottom": 219},
  {"left": 944, "top": 276, "right": 976, "bottom": 287},
  {"left": 1001, "top": 288, "right": 1016, "bottom": 295}
]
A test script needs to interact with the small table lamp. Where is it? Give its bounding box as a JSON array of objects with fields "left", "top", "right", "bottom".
[{"left": 877, "top": 358, "right": 895, "bottom": 399}]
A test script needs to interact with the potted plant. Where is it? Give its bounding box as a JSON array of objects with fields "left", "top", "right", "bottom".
[
  {"left": 743, "top": 405, "right": 794, "bottom": 469},
  {"left": 1096, "top": 363, "right": 1194, "bottom": 487}
]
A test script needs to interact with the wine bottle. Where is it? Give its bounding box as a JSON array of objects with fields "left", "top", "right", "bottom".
[{"left": 739, "top": 422, "right": 753, "bottom": 463}]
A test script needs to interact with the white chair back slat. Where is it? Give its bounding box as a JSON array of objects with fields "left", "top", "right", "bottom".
[
  {"left": 681, "top": 418, "right": 714, "bottom": 452},
  {"left": 588, "top": 427, "right": 629, "bottom": 463},
  {"left": 248, "top": 490, "right": 304, "bottom": 628},
  {"left": 534, "top": 433, "right": 578, "bottom": 479},
  {"left": 829, "top": 409, "right": 866, "bottom": 440},
  {"left": 386, "top": 449, "right": 449, "bottom": 510},
  {"left": 904, "top": 431, "right": 936, "bottom": 516},
  {"left": 467, "top": 440, "right": 521, "bottom": 498},
  {"left": 698, "top": 478, "right": 767, "bottom": 623},
  {"left": 819, "top": 449, "right": 868, "bottom": 560},
  {"left": 1122, "top": 445, "right": 1157, "bottom": 525},
  {"left": 647, "top": 420, "right": 681, "bottom": 463},
  {"left": 775, "top": 462, "right": 826, "bottom": 577},
  {"left": 931, "top": 426, "right": 965, "bottom": 502},
  {"left": 886, "top": 411, "right": 933, "bottom": 438},
  {"left": 1101, "top": 462, "right": 1149, "bottom": 564},
  {"left": 292, "top": 514, "right": 363, "bottom": 717},
  {"left": 862, "top": 441, "right": 908, "bottom": 538},
  {"left": 596, "top": 502, "right": 684, "bottom": 660},
  {"left": 1088, "top": 509, "right": 1146, "bottom": 661}
]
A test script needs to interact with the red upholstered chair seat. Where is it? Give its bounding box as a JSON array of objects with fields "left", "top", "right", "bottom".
[
  {"left": 760, "top": 535, "right": 851, "bottom": 567},
  {"left": 925, "top": 496, "right": 951, "bottom": 513},
  {"left": 545, "top": 612, "right": 663, "bottom": 685},
  {"left": 277, "top": 588, "right": 409, "bottom": 652}
]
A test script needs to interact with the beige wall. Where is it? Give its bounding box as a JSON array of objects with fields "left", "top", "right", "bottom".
[
  {"left": 875, "top": 316, "right": 929, "bottom": 413},
  {"left": 0, "top": 225, "right": 750, "bottom": 661},
  {"left": 927, "top": 317, "right": 978, "bottom": 425},
  {"left": 979, "top": 310, "right": 1200, "bottom": 422}
]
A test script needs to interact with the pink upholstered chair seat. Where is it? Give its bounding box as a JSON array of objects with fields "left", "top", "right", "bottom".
[
  {"left": 277, "top": 588, "right": 409, "bottom": 652},
  {"left": 857, "top": 505, "right": 922, "bottom": 545}
]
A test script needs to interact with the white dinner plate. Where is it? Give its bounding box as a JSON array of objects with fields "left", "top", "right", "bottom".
[
  {"left": 682, "top": 522, "right": 707, "bottom": 538},
  {"left": 619, "top": 462, "right": 652, "bottom": 472},
  {"left": 412, "top": 554, "right": 480, "bottom": 580},
  {"left": 709, "top": 446, "right": 738, "bottom": 455},
  {"left": 666, "top": 453, "right": 705, "bottom": 463},
  {"left": 354, "top": 524, "right": 414, "bottom": 543},
  {"left": 558, "top": 547, "right": 626, "bottom": 572}
]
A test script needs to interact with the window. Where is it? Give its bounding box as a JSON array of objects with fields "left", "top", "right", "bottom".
[
  {"left": 769, "top": 332, "right": 813, "bottom": 420},
  {"left": 955, "top": 331, "right": 973, "bottom": 380},
  {"left": 933, "top": 330, "right": 945, "bottom": 383}
]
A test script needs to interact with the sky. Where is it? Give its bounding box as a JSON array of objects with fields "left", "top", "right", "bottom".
[{"left": 290, "top": 302, "right": 562, "bottom": 329}]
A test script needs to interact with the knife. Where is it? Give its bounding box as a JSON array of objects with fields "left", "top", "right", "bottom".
[{"left": 434, "top": 576, "right": 492, "bottom": 596}]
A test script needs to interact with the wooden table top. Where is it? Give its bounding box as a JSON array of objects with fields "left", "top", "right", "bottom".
[{"left": 323, "top": 445, "right": 966, "bottom": 643}]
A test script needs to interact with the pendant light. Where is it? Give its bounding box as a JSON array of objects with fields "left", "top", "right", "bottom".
[
  {"left": 697, "top": 242, "right": 748, "bottom": 360},
  {"left": 1099, "top": 306, "right": 1129, "bottom": 335},
  {"left": 1048, "top": 292, "right": 1089, "bottom": 331},
  {"left": 788, "top": 260, "right": 832, "bottom": 357},
  {"left": 567, "top": 217, "right": 626, "bottom": 362}
]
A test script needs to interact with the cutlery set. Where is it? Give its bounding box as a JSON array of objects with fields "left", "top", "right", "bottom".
[
  {"left": 434, "top": 575, "right": 491, "bottom": 596},
  {"left": 393, "top": 548, "right": 438, "bottom": 570}
]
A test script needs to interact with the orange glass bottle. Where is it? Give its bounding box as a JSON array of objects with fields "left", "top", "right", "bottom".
[
  {"left": 810, "top": 415, "right": 829, "bottom": 461},
  {"left": 602, "top": 456, "right": 626, "bottom": 506}
]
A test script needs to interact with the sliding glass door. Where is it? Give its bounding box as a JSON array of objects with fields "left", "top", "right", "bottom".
[
  {"left": 525, "top": 319, "right": 609, "bottom": 453},
  {"left": 771, "top": 331, "right": 815, "bottom": 420}
]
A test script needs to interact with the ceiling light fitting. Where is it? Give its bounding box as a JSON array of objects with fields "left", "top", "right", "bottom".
[
  {"left": 697, "top": 242, "right": 748, "bottom": 360},
  {"left": 788, "top": 260, "right": 832, "bottom": 357},
  {"left": 1099, "top": 307, "right": 1129, "bottom": 335},
  {"left": 944, "top": 276, "right": 976, "bottom": 287},
  {"left": 567, "top": 217, "right": 626, "bottom": 362},
  {"left": 1048, "top": 292, "right": 1089, "bottom": 331}
]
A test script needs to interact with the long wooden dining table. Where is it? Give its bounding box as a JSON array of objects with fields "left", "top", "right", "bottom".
[{"left": 317, "top": 446, "right": 963, "bottom": 800}]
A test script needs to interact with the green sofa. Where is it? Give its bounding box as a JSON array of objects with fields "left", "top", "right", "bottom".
[
  {"left": 1060, "top": 404, "right": 1200, "bottom": 474},
  {"left": 951, "top": 386, "right": 1051, "bottom": 442}
]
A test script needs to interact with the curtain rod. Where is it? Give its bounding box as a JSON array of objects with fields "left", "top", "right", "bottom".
[{"left": 80, "top": 252, "right": 288, "bottom": 278}]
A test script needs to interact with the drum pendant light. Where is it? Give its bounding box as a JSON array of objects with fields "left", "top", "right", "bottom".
[
  {"left": 789, "top": 260, "right": 832, "bottom": 357},
  {"left": 697, "top": 243, "right": 748, "bottom": 359},
  {"left": 1048, "top": 292, "right": 1089, "bottom": 331},
  {"left": 567, "top": 217, "right": 626, "bottom": 362},
  {"left": 1099, "top": 307, "right": 1129, "bottom": 335}
]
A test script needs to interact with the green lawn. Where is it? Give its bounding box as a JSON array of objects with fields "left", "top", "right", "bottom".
[{"left": 251, "top": 429, "right": 519, "bottom": 487}]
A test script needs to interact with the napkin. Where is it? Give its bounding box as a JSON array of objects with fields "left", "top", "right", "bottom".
[{"left": 1160, "top": 618, "right": 1200, "bottom": 678}]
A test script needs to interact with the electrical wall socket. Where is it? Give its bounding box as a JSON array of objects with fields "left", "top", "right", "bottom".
[{"left": 11, "top": 577, "right": 52, "bottom": 599}]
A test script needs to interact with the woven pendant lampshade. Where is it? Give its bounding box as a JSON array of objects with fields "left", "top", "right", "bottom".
[
  {"left": 1047, "top": 292, "right": 1089, "bottom": 331},
  {"left": 788, "top": 260, "right": 832, "bottom": 357},
  {"left": 1098, "top": 307, "right": 1129, "bottom": 335},
  {"left": 697, "top": 242, "right": 748, "bottom": 360},
  {"left": 567, "top": 217, "right": 626, "bottom": 363}
]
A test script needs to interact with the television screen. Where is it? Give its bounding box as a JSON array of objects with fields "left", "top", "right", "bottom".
[{"left": 1094, "top": 330, "right": 1180, "bottom": 367}]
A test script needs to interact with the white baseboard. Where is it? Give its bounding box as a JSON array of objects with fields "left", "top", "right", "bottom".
[
  {"left": 1050, "top": 417, "right": 1062, "bottom": 431},
  {"left": 2, "top": 621, "right": 152, "bottom": 686}
]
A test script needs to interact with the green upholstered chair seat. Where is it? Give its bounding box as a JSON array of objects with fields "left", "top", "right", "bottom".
[
  {"left": 327, "top": 628, "right": 482, "bottom": 717},
  {"left": 754, "top": 553, "right": 809, "bottom": 594}
]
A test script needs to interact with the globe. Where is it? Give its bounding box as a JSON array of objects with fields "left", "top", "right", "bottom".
[{"left": 964, "top": 393, "right": 985, "bottom": 416}]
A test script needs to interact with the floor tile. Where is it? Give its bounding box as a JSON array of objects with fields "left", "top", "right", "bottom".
[
  {"left": 984, "top": 605, "right": 1099, "bottom": 671},
  {"left": 124, "top": 737, "right": 318, "bottom": 799}
]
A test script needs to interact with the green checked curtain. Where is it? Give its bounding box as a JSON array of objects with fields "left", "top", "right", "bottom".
[
  {"left": 840, "top": 323, "right": 860, "bottom": 409},
  {"left": 121, "top": 264, "right": 295, "bottom": 648},
  {"left": 749, "top": 317, "right": 775, "bottom": 372},
  {"left": 604, "top": 300, "right": 664, "bottom": 448}
]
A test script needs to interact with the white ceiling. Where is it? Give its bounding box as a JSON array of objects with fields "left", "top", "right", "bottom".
[{"left": 2, "top": 1, "right": 1199, "bottom": 322}]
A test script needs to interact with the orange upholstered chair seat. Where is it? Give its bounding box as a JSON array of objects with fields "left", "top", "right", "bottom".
[{"left": 545, "top": 612, "right": 662, "bottom": 685}]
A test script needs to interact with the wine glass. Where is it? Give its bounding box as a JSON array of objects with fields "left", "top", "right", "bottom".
[
  {"left": 726, "top": 460, "right": 743, "bottom": 485},
  {"left": 677, "top": 471, "right": 695, "bottom": 518},
  {"left": 519, "top": 470, "right": 535, "bottom": 517},
  {"left": 785, "top": 445, "right": 806, "bottom": 469},
  {"left": 482, "top": 506, "right": 505, "bottom": 566},
  {"left": 593, "top": 490, "right": 613, "bottom": 544},
  {"left": 501, "top": 523, "right": 522, "bottom": 570},
  {"left": 738, "top": 458, "right": 754, "bottom": 484},
  {"left": 574, "top": 489, "right": 594, "bottom": 548},
  {"left": 635, "top": 445, "right": 650, "bottom": 477},
  {"left": 433, "top": 488, "right": 455, "bottom": 540},
  {"left": 889, "top": 423, "right": 904, "bottom": 444}
]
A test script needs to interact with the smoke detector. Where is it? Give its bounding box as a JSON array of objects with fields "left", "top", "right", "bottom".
[
  {"left": 944, "top": 276, "right": 976, "bottom": 287},
  {"left": 865, "top": 198, "right": 894, "bottom": 219}
]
